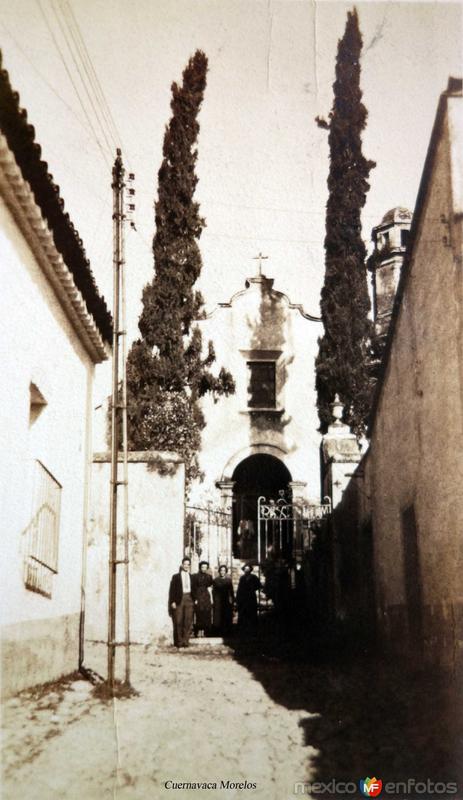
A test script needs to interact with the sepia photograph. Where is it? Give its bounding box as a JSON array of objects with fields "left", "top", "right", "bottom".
[{"left": 0, "top": 1, "right": 462, "bottom": 798}]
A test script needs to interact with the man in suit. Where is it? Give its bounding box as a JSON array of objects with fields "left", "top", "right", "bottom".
[{"left": 169, "top": 557, "right": 197, "bottom": 648}]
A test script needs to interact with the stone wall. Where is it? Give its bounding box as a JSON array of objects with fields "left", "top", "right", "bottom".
[
  {"left": 84, "top": 452, "right": 185, "bottom": 678},
  {"left": 326, "top": 84, "right": 463, "bottom": 672},
  {"left": 368, "top": 90, "right": 463, "bottom": 670},
  {"left": 328, "top": 451, "right": 376, "bottom": 638}
]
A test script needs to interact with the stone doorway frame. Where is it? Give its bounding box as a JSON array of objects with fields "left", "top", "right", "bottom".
[{"left": 216, "top": 444, "right": 308, "bottom": 560}]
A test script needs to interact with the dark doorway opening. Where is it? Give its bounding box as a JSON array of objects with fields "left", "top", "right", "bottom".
[{"left": 232, "top": 454, "right": 292, "bottom": 561}]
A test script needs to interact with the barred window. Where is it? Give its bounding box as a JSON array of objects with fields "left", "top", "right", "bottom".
[
  {"left": 247, "top": 361, "right": 276, "bottom": 409},
  {"left": 24, "top": 460, "right": 62, "bottom": 598}
]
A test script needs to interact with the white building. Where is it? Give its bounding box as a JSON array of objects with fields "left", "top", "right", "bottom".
[
  {"left": 0, "top": 60, "right": 111, "bottom": 696},
  {"left": 190, "top": 266, "right": 323, "bottom": 562}
]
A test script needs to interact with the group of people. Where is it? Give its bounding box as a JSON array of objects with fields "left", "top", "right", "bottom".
[{"left": 168, "top": 558, "right": 261, "bottom": 648}]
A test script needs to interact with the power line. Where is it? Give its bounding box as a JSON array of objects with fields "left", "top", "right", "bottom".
[
  {"left": 199, "top": 198, "right": 416, "bottom": 223},
  {"left": 41, "top": 0, "right": 143, "bottom": 253},
  {"left": 201, "top": 199, "right": 328, "bottom": 215},
  {"left": 58, "top": 0, "right": 121, "bottom": 153},
  {"left": 42, "top": 2, "right": 386, "bottom": 238},
  {"left": 0, "top": 19, "right": 89, "bottom": 133},
  {"left": 50, "top": 0, "right": 115, "bottom": 158},
  {"left": 36, "top": 0, "right": 112, "bottom": 170},
  {"left": 57, "top": 0, "right": 139, "bottom": 180},
  {"left": 202, "top": 231, "right": 325, "bottom": 245},
  {"left": 56, "top": 0, "right": 142, "bottom": 239},
  {"left": 135, "top": 228, "right": 153, "bottom": 255},
  {"left": 66, "top": 0, "right": 123, "bottom": 155}
]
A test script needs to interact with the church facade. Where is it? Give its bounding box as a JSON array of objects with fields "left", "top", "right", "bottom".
[
  {"left": 189, "top": 203, "right": 414, "bottom": 568},
  {"left": 189, "top": 265, "right": 323, "bottom": 562}
]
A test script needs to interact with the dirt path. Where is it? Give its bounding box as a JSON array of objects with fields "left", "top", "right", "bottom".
[
  {"left": 1, "top": 644, "right": 316, "bottom": 800},
  {"left": 2, "top": 638, "right": 461, "bottom": 800}
]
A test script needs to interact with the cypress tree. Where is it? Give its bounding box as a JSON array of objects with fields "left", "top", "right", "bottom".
[
  {"left": 315, "top": 9, "right": 375, "bottom": 436},
  {"left": 126, "top": 50, "right": 234, "bottom": 485}
]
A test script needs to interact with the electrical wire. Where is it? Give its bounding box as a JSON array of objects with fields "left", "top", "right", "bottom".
[
  {"left": 199, "top": 198, "right": 410, "bottom": 222},
  {"left": 36, "top": 0, "right": 112, "bottom": 170},
  {"left": 38, "top": 0, "right": 145, "bottom": 258},
  {"left": 202, "top": 231, "right": 327, "bottom": 245},
  {"left": 58, "top": 0, "right": 121, "bottom": 153},
  {"left": 58, "top": 0, "right": 139, "bottom": 180},
  {"left": 0, "top": 19, "right": 89, "bottom": 134},
  {"left": 50, "top": 0, "right": 115, "bottom": 158},
  {"left": 35, "top": 2, "right": 421, "bottom": 264}
]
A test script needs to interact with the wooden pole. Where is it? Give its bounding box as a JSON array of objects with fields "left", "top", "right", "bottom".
[{"left": 108, "top": 150, "right": 124, "bottom": 688}]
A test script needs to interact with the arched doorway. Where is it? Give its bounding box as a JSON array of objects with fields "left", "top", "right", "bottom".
[{"left": 232, "top": 454, "right": 292, "bottom": 560}]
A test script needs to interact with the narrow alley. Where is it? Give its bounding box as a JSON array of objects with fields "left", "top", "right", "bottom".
[{"left": 2, "top": 628, "right": 461, "bottom": 800}]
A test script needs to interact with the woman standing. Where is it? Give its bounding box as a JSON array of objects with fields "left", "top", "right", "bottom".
[
  {"left": 193, "top": 561, "right": 213, "bottom": 637},
  {"left": 236, "top": 563, "right": 261, "bottom": 636},
  {"left": 212, "top": 565, "right": 234, "bottom": 636}
]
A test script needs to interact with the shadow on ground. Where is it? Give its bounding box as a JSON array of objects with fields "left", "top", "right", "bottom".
[{"left": 222, "top": 615, "right": 463, "bottom": 792}]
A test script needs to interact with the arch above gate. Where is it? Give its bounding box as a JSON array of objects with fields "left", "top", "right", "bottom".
[{"left": 220, "top": 443, "right": 289, "bottom": 482}]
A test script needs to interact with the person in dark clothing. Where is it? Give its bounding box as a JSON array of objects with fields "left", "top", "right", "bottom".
[
  {"left": 212, "top": 564, "right": 234, "bottom": 636},
  {"left": 168, "top": 557, "right": 197, "bottom": 648},
  {"left": 193, "top": 560, "right": 213, "bottom": 636},
  {"left": 289, "top": 560, "right": 308, "bottom": 635},
  {"left": 236, "top": 563, "right": 261, "bottom": 636},
  {"left": 273, "top": 557, "right": 291, "bottom": 638}
]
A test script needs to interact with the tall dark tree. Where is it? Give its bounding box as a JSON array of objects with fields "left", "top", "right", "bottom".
[
  {"left": 315, "top": 9, "right": 375, "bottom": 436},
  {"left": 126, "top": 50, "right": 234, "bottom": 485}
]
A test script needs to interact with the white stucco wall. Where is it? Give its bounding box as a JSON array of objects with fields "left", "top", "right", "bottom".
[
  {"left": 84, "top": 452, "right": 185, "bottom": 678},
  {"left": 0, "top": 195, "right": 96, "bottom": 694},
  {"left": 191, "top": 273, "right": 322, "bottom": 505}
]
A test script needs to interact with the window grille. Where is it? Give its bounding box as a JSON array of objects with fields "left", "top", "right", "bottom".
[
  {"left": 247, "top": 361, "right": 276, "bottom": 408},
  {"left": 24, "top": 460, "right": 62, "bottom": 598}
]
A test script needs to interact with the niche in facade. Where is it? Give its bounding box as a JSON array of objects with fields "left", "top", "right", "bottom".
[{"left": 29, "top": 382, "right": 47, "bottom": 425}]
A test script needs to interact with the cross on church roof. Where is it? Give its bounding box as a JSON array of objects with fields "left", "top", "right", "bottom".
[{"left": 252, "top": 252, "right": 269, "bottom": 276}]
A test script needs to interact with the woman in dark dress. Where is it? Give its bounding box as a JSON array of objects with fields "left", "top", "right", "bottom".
[
  {"left": 236, "top": 563, "right": 261, "bottom": 635},
  {"left": 212, "top": 565, "right": 234, "bottom": 636},
  {"left": 193, "top": 561, "right": 213, "bottom": 636}
]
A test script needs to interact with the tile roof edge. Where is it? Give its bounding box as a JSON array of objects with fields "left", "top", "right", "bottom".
[
  {"left": 0, "top": 51, "right": 113, "bottom": 343},
  {"left": 0, "top": 133, "right": 110, "bottom": 363}
]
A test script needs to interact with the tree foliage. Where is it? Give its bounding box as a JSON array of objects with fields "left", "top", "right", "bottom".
[
  {"left": 315, "top": 9, "right": 375, "bottom": 436},
  {"left": 126, "top": 50, "right": 234, "bottom": 485}
]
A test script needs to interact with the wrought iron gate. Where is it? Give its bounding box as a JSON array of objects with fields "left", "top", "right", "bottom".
[
  {"left": 185, "top": 504, "right": 233, "bottom": 568},
  {"left": 255, "top": 493, "right": 332, "bottom": 616},
  {"left": 257, "top": 493, "right": 331, "bottom": 564}
]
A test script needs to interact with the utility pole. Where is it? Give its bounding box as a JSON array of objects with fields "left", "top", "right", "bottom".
[{"left": 108, "top": 149, "right": 133, "bottom": 690}]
